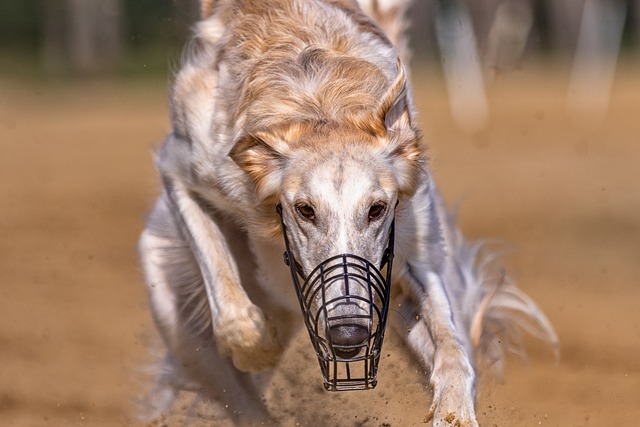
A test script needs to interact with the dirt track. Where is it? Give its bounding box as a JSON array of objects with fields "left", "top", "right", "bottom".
[{"left": 1, "top": 63, "right": 639, "bottom": 426}]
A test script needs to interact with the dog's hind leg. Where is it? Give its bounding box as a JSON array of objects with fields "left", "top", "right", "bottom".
[{"left": 139, "top": 194, "right": 274, "bottom": 424}]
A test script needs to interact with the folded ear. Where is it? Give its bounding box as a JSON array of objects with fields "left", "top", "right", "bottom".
[
  {"left": 377, "top": 61, "right": 423, "bottom": 196},
  {"left": 229, "top": 131, "right": 290, "bottom": 200},
  {"left": 378, "top": 59, "right": 411, "bottom": 133}
]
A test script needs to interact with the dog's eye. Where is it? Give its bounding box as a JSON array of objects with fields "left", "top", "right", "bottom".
[
  {"left": 368, "top": 203, "right": 386, "bottom": 222},
  {"left": 296, "top": 204, "right": 316, "bottom": 221}
]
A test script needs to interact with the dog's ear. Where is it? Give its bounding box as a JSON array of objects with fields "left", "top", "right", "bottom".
[
  {"left": 378, "top": 60, "right": 411, "bottom": 133},
  {"left": 377, "top": 61, "right": 423, "bottom": 196},
  {"left": 229, "top": 130, "right": 291, "bottom": 200}
]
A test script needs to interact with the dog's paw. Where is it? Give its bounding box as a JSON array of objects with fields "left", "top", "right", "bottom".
[
  {"left": 426, "top": 381, "right": 479, "bottom": 427},
  {"left": 214, "top": 304, "right": 283, "bottom": 372}
]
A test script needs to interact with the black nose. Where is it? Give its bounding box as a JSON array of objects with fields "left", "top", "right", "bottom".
[{"left": 329, "top": 324, "right": 370, "bottom": 359}]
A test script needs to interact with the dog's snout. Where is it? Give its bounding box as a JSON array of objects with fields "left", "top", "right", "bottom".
[{"left": 329, "top": 324, "right": 369, "bottom": 359}]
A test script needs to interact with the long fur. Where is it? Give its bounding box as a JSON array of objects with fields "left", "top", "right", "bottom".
[{"left": 138, "top": 1, "right": 558, "bottom": 425}]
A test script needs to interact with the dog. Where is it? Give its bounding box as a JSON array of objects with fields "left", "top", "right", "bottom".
[{"left": 138, "top": 0, "right": 558, "bottom": 425}]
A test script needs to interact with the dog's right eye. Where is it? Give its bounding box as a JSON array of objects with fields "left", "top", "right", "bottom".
[{"left": 296, "top": 205, "right": 316, "bottom": 221}]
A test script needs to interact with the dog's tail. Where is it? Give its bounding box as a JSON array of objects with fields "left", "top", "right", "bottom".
[
  {"left": 357, "top": 0, "right": 413, "bottom": 63},
  {"left": 446, "top": 213, "right": 560, "bottom": 375}
]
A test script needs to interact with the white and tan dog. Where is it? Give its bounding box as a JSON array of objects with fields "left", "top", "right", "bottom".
[{"left": 138, "top": 0, "right": 558, "bottom": 425}]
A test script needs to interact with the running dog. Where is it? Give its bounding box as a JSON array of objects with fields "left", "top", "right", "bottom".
[{"left": 138, "top": 0, "right": 558, "bottom": 425}]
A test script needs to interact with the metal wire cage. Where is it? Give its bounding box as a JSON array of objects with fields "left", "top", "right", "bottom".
[{"left": 276, "top": 205, "right": 395, "bottom": 391}]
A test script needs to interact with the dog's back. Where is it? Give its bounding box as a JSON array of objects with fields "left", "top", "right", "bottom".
[{"left": 172, "top": 0, "right": 402, "bottom": 149}]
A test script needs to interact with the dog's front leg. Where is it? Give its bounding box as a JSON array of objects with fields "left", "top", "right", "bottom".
[
  {"left": 402, "top": 268, "right": 478, "bottom": 427},
  {"left": 162, "top": 177, "right": 282, "bottom": 372}
]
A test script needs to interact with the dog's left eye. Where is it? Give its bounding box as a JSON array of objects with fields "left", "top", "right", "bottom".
[
  {"left": 296, "top": 204, "right": 316, "bottom": 221},
  {"left": 368, "top": 203, "right": 386, "bottom": 222}
]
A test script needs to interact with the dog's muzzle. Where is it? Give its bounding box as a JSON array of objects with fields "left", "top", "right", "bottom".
[{"left": 276, "top": 205, "right": 395, "bottom": 391}]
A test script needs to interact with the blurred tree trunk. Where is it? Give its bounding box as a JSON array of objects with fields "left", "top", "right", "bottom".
[
  {"left": 43, "top": 0, "right": 123, "bottom": 75},
  {"left": 42, "top": 1, "right": 67, "bottom": 72},
  {"left": 632, "top": 0, "right": 640, "bottom": 51},
  {"left": 546, "top": 0, "right": 585, "bottom": 55},
  {"left": 404, "top": 0, "right": 434, "bottom": 61}
]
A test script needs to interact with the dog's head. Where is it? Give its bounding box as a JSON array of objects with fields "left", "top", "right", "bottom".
[{"left": 231, "top": 65, "right": 422, "bottom": 357}]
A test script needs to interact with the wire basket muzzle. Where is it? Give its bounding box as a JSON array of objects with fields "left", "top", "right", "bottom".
[{"left": 276, "top": 205, "right": 395, "bottom": 391}]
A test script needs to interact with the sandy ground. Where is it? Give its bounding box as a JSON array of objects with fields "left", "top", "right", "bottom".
[{"left": 1, "top": 62, "right": 639, "bottom": 426}]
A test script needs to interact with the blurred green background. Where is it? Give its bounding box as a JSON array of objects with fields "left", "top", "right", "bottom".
[
  {"left": 1, "top": 0, "right": 639, "bottom": 80},
  {"left": 0, "top": 0, "right": 197, "bottom": 79}
]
